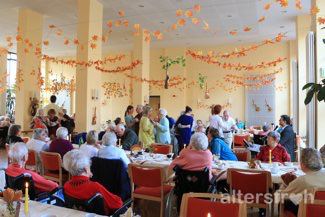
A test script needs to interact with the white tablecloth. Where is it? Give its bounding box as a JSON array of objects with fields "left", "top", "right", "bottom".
[
  {"left": 127, "top": 151, "right": 305, "bottom": 184},
  {"left": 16, "top": 200, "right": 105, "bottom": 217},
  {"left": 213, "top": 161, "right": 305, "bottom": 184}
]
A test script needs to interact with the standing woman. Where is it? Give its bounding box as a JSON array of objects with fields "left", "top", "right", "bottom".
[
  {"left": 124, "top": 105, "right": 135, "bottom": 131},
  {"left": 209, "top": 104, "right": 227, "bottom": 140},
  {"left": 138, "top": 105, "right": 155, "bottom": 149},
  {"left": 154, "top": 108, "right": 171, "bottom": 144},
  {"left": 175, "top": 106, "right": 194, "bottom": 152}
]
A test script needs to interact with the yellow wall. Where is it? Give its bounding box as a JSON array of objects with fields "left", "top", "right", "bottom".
[{"left": 47, "top": 42, "right": 291, "bottom": 127}]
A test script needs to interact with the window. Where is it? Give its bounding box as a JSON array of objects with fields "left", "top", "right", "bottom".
[
  {"left": 7, "top": 52, "right": 17, "bottom": 88},
  {"left": 6, "top": 52, "right": 17, "bottom": 119}
]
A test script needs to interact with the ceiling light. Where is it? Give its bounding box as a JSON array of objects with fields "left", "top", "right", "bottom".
[
  {"left": 227, "top": 15, "right": 232, "bottom": 18},
  {"left": 138, "top": 5, "right": 144, "bottom": 8},
  {"left": 281, "top": 10, "right": 287, "bottom": 13},
  {"left": 160, "top": 21, "right": 165, "bottom": 24},
  {"left": 280, "top": 26, "right": 285, "bottom": 29}
]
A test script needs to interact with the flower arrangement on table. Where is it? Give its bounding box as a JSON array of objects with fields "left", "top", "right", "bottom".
[{"left": 0, "top": 188, "right": 22, "bottom": 217}]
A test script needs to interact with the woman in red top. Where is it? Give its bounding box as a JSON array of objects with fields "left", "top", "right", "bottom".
[
  {"left": 63, "top": 150, "right": 123, "bottom": 215},
  {"left": 6, "top": 142, "right": 58, "bottom": 192},
  {"left": 256, "top": 131, "right": 291, "bottom": 163}
]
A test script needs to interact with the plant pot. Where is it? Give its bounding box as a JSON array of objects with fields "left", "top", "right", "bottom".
[{"left": 164, "top": 74, "right": 170, "bottom": 89}]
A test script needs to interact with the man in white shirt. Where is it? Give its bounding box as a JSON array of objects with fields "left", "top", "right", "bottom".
[
  {"left": 43, "top": 95, "right": 63, "bottom": 115},
  {"left": 222, "top": 110, "right": 237, "bottom": 147},
  {"left": 98, "top": 132, "right": 130, "bottom": 168}
]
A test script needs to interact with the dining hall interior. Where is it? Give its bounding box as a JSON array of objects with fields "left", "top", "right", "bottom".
[{"left": 0, "top": 0, "right": 325, "bottom": 216}]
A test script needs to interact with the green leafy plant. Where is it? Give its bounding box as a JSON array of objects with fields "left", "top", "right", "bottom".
[
  {"left": 6, "top": 88, "right": 15, "bottom": 120},
  {"left": 303, "top": 79, "right": 325, "bottom": 105},
  {"left": 197, "top": 73, "right": 207, "bottom": 89},
  {"left": 159, "top": 56, "right": 186, "bottom": 89}
]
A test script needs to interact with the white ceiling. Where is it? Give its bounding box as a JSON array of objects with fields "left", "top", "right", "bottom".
[{"left": 0, "top": 0, "right": 311, "bottom": 56}]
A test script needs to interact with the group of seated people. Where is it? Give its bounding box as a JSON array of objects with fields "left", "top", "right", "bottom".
[{"left": 0, "top": 100, "right": 324, "bottom": 217}]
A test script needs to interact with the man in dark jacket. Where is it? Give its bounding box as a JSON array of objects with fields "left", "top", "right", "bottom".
[
  {"left": 115, "top": 124, "right": 138, "bottom": 150},
  {"left": 279, "top": 115, "right": 296, "bottom": 161}
]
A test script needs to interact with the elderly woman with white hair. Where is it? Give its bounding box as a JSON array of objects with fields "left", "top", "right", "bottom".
[
  {"left": 30, "top": 108, "right": 48, "bottom": 129},
  {"left": 5, "top": 142, "right": 58, "bottom": 192},
  {"left": 138, "top": 105, "right": 155, "bottom": 149},
  {"left": 169, "top": 132, "right": 212, "bottom": 176},
  {"left": 79, "top": 130, "right": 101, "bottom": 158},
  {"left": 48, "top": 127, "right": 73, "bottom": 158},
  {"left": 26, "top": 128, "right": 49, "bottom": 153},
  {"left": 63, "top": 150, "right": 122, "bottom": 215},
  {"left": 154, "top": 108, "right": 171, "bottom": 144},
  {"left": 98, "top": 132, "right": 130, "bottom": 167}
]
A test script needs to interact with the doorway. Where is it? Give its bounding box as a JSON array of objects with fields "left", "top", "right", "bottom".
[{"left": 149, "top": 96, "right": 160, "bottom": 120}]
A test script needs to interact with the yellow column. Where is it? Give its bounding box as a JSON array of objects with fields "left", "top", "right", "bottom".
[
  {"left": 0, "top": 50, "right": 7, "bottom": 114},
  {"left": 15, "top": 9, "right": 43, "bottom": 130},
  {"left": 75, "top": 0, "right": 102, "bottom": 132},
  {"left": 132, "top": 29, "right": 150, "bottom": 105},
  {"left": 311, "top": 0, "right": 325, "bottom": 148},
  {"left": 296, "top": 15, "right": 311, "bottom": 138}
]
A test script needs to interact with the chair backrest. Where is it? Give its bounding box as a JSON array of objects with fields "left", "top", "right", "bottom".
[
  {"left": 299, "top": 189, "right": 325, "bottom": 217},
  {"left": 233, "top": 148, "right": 251, "bottom": 161},
  {"left": 91, "top": 157, "right": 131, "bottom": 201},
  {"left": 26, "top": 149, "right": 37, "bottom": 167},
  {"left": 5, "top": 173, "right": 36, "bottom": 200},
  {"left": 128, "top": 164, "right": 163, "bottom": 188},
  {"left": 64, "top": 192, "right": 106, "bottom": 215},
  {"left": 180, "top": 193, "right": 247, "bottom": 217},
  {"left": 98, "top": 131, "right": 106, "bottom": 141},
  {"left": 227, "top": 168, "right": 272, "bottom": 204},
  {"left": 253, "top": 134, "right": 267, "bottom": 146},
  {"left": 72, "top": 132, "right": 87, "bottom": 144},
  {"left": 234, "top": 134, "right": 250, "bottom": 147},
  {"left": 40, "top": 151, "right": 62, "bottom": 171},
  {"left": 130, "top": 144, "right": 142, "bottom": 152},
  {"left": 151, "top": 144, "right": 172, "bottom": 154},
  {"left": 173, "top": 166, "right": 211, "bottom": 210}
]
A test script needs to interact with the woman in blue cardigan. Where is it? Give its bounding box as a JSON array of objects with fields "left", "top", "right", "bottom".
[{"left": 208, "top": 127, "right": 238, "bottom": 161}]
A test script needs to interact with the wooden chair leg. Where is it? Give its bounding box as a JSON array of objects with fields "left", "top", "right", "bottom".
[{"left": 160, "top": 199, "right": 163, "bottom": 217}]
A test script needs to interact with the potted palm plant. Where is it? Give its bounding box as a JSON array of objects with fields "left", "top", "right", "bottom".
[{"left": 303, "top": 79, "right": 325, "bottom": 105}]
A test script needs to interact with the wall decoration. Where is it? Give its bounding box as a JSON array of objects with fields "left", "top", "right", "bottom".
[
  {"left": 29, "top": 97, "right": 39, "bottom": 117},
  {"left": 252, "top": 99, "right": 261, "bottom": 112},
  {"left": 102, "top": 82, "right": 127, "bottom": 99},
  {"left": 265, "top": 99, "right": 273, "bottom": 112},
  {"left": 197, "top": 73, "right": 207, "bottom": 89},
  {"left": 159, "top": 56, "right": 186, "bottom": 89},
  {"left": 186, "top": 50, "right": 286, "bottom": 71}
]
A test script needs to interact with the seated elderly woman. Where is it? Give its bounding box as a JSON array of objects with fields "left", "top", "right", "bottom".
[
  {"left": 5, "top": 142, "right": 58, "bottom": 193},
  {"left": 169, "top": 132, "right": 212, "bottom": 173},
  {"left": 79, "top": 130, "right": 101, "bottom": 158},
  {"left": 98, "top": 132, "right": 130, "bottom": 167},
  {"left": 256, "top": 131, "right": 291, "bottom": 163},
  {"left": 6, "top": 124, "right": 24, "bottom": 145},
  {"left": 280, "top": 148, "right": 325, "bottom": 216},
  {"left": 63, "top": 150, "right": 123, "bottom": 215},
  {"left": 26, "top": 128, "right": 49, "bottom": 153},
  {"left": 49, "top": 127, "right": 73, "bottom": 158},
  {"left": 208, "top": 128, "right": 237, "bottom": 161}
]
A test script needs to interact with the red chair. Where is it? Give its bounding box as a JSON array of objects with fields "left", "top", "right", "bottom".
[
  {"left": 25, "top": 150, "right": 37, "bottom": 172},
  {"left": 128, "top": 164, "right": 173, "bottom": 217},
  {"left": 180, "top": 193, "right": 247, "bottom": 217},
  {"left": 227, "top": 168, "right": 272, "bottom": 216},
  {"left": 297, "top": 188, "right": 325, "bottom": 217},
  {"left": 233, "top": 148, "right": 251, "bottom": 161},
  {"left": 40, "top": 151, "right": 67, "bottom": 186},
  {"left": 151, "top": 144, "right": 172, "bottom": 155},
  {"left": 233, "top": 134, "right": 250, "bottom": 147},
  {"left": 280, "top": 188, "right": 325, "bottom": 217}
]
